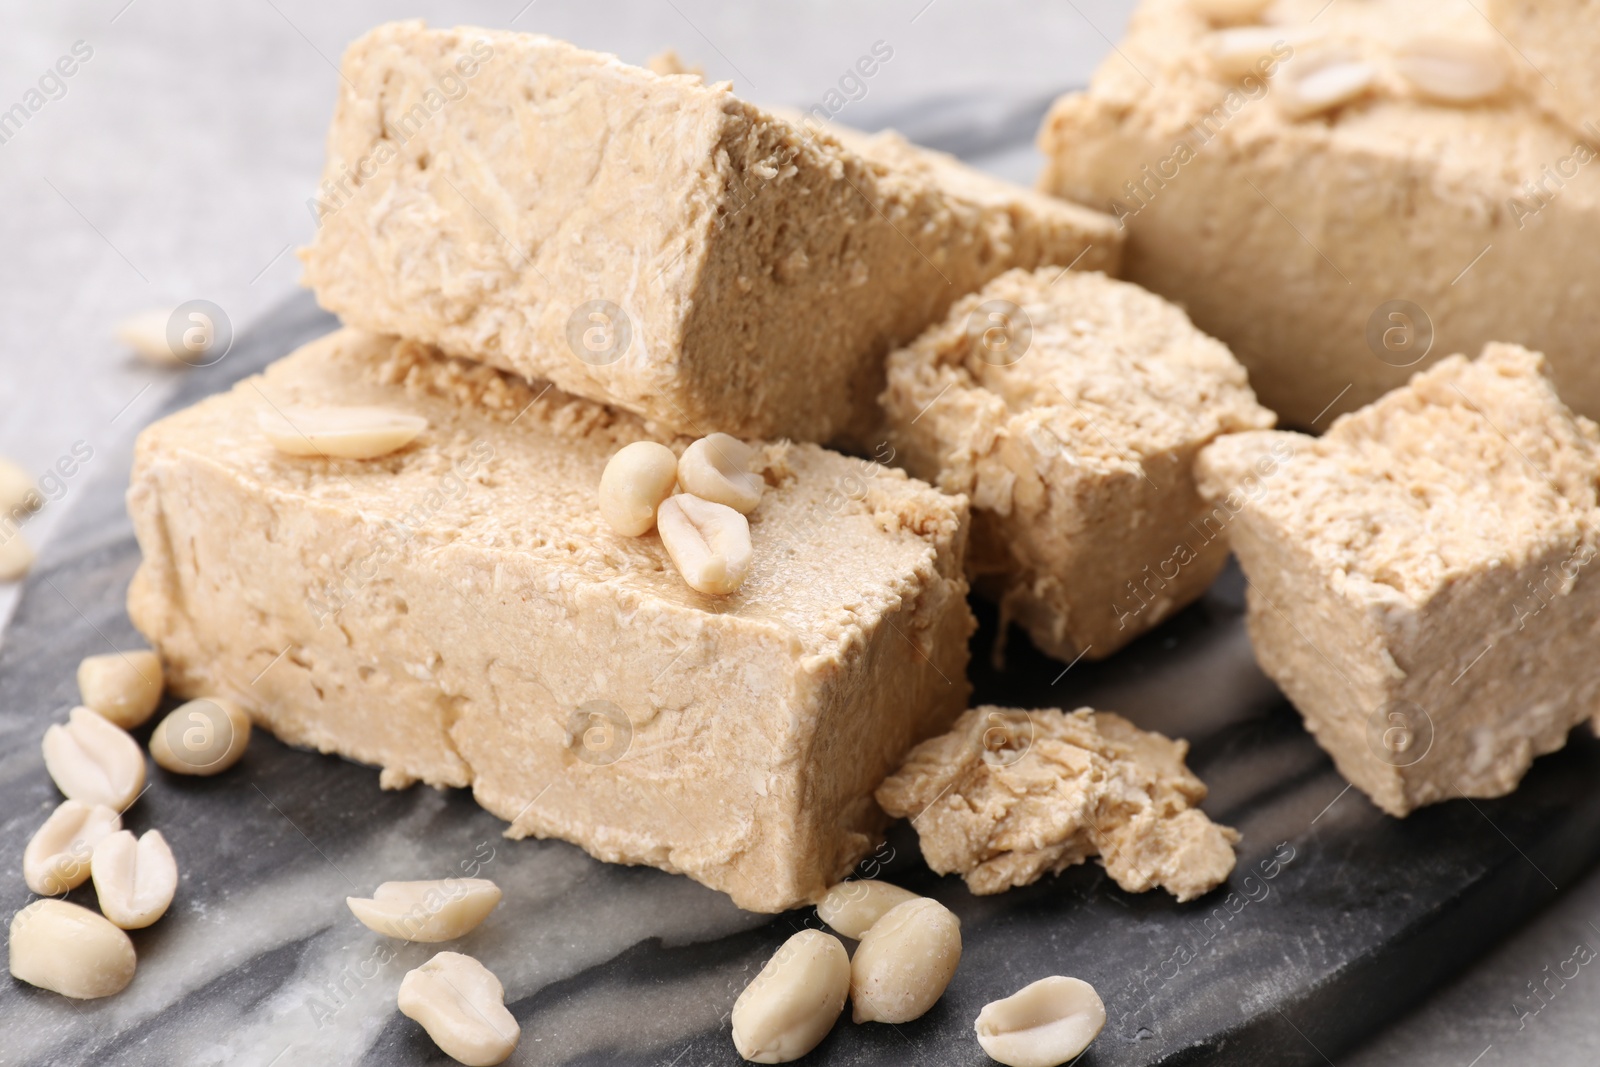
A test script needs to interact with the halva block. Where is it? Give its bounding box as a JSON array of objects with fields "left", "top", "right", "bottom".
[
  {"left": 127, "top": 328, "right": 974, "bottom": 911},
  {"left": 301, "top": 21, "right": 1122, "bottom": 444},
  {"left": 881, "top": 267, "right": 1273, "bottom": 662},
  {"left": 1196, "top": 344, "right": 1600, "bottom": 816}
]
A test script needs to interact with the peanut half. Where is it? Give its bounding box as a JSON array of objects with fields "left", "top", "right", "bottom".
[
  {"left": 259, "top": 404, "right": 428, "bottom": 460},
  {"left": 8, "top": 899, "right": 137, "bottom": 999},
  {"left": 1395, "top": 35, "right": 1509, "bottom": 104},
  {"left": 1187, "top": 0, "right": 1273, "bottom": 23},
  {"left": 1276, "top": 49, "right": 1379, "bottom": 119},
  {"left": 397, "top": 951, "right": 520, "bottom": 1066},
  {"left": 850, "top": 897, "right": 963, "bottom": 1024},
  {"left": 77, "top": 650, "right": 164, "bottom": 729},
  {"left": 42, "top": 706, "right": 146, "bottom": 810},
  {"left": 974, "top": 976, "right": 1107, "bottom": 1067},
  {"left": 731, "top": 929, "right": 850, "bottom": 1063},
  {"left": 816, "top": 880, "right": 921, "bottom": 940},
  {"left": 23, "top": 799, "right": 122, "bottom": 896},
  {"left": 92, "top": 829, "right": 178, "bottom": 930},
  {"left": 348, "top": 878, "right": 502, "bottom": 942},
  {"left": 677, "top": 433, "right": 763, "bottom": 514},
  {"left": 598, "top": 441, "right": 679, "bottom": 536},
  {"left": 657, "top": 493, "right": 753, "bottom": 595},
  {"left": 0, "top": 455, "right": 39, "bottom": 517},
  {"left": 150, "top": 697, "right": 252, "bottom": 775}
]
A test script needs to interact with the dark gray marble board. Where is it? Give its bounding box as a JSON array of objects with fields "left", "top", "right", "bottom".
[{"left": 5, "top": 107, "right": 1600, "bottom": 1065}]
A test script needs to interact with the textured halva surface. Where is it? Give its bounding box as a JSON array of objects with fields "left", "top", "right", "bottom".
[
  {"left": 125, "top": 328, "right": 975, "bottom": 912},
  {"left": 881, "top": 267, "right": 1273, "bottom": 662},
  {"left": 300, "top": 21, "right": 1123, "bottom": 445},
  {"left": 1039, "top": 0, "right": 1600, "bottom": 427},
  {"left": 877, "top": 706, "right": 1239, "bottom": 902},
  {"left": 1196, "top": 344, "right": 1600, "bottom": 816},
  {"left": 1488, "top": 0, "right": 1600, "bottom": 134}
]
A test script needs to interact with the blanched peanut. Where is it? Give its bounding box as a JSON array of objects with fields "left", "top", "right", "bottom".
[
  {"left": 0, "top": 532, "right": 33, "bottom": 581},
  {"left": 732, "top": 930, "right": 850, "bottom": 1063},
  {"left": 77, "top": 650, "right": 164, "bottom": 729},
  {"left": 23, "top": 799, "right": 122, "bottom": 896},
  {"left": 398, "top": 952, "right": 520, "bottom": 1066},
  {"left": 598, "top": 441, "right": 679, "bottom": 536},
  {"left": 150, "top": 697, "right": 252, "bottom": 775},
  {"left": 677, "top": 433, "right": 763, "bottom": 514},
  {"left": 1203, "top": 27, "right": 1321, "bottom": 79},
  {"left": 1187, "top": 0, "right": 1273, "bottom": 22},
  {"left": 850, "top": 897, "right": 962, "bottom": 1024},
  {"left": 1395, "top": 35, "right": 1509, "bottom": 104},
  {"left": 348, "top": 879, "right": 502, "bottom": 942},
  {"left": 116, "top": 308, "right": 181, "bottom": 365},
  {"left": 259, "top": 404, "right": 428, "bottom": 459},
  {"left": 1276, "top": 50, "right": 1378, "bottom": 119},
  {"left": 0, "top": 456, "right": 38, "bottom": 516},
  {"left": 974, "top": 976, "right": 1107, "bottom": 1067},
  {"left": 42, "top": 706, "right": 146, "bottom": 810},
  {"left": 816, "top": 880, "right": 921, "bottom": 940},
  {"left": 92, "top": 830, "right": 178, "bottom": 929},
  {"left": 657, "top": 493, "right": 752, "bottom": 595},
  {"left": 8, "top": 899, "right": 137, "bottom": 999}
]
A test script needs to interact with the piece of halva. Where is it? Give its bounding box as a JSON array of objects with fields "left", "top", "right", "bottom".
[
  {"left": 1196, "top": 343, "right": 1600, "bottom": 816},
  {"left": 880, "top": 267, "right": 1273, "bottom": 662},
  {"left": 300, "top": 21, "right": 1122, "bottom": 445},
  {"left": 126, "top": 328, "right": 974, "bottom": 912},
  {"left": 877, "top": 705, "right": 1239, "bottom": 902},
  {"left": 1039, "top": 0, "right": 1600, "bottom": 427}
]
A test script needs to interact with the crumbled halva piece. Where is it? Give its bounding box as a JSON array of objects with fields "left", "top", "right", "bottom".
[
  {"left": 126, "top": 328, "right": 974, "bottom": 912},
  {"left": 881, "top": 267, "right": 1273, "bottom": 662},
  {"left": 300, "top": 21, "right": 1122, "bottom": 445},
  {"left": 876, "top": 706, "right": 1239, "bottom": 902},
  {"left": 1196, "top": 344, "right": 1600, "bottom": 816},
  {"left": 1040, "top": 0, "right": 1600, "bottom": 427}
]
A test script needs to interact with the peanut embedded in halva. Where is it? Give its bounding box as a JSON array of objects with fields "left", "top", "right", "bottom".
[
  {"left": 92, "top": 829, "right": 178, "bottom": 930},
  {"left": 23, "top": 799, "right": 122, "bottom": 896},
  {"left": 850, "top": 897, "right": 962, "bottom": 1024},
  {"left": 677, "top": 433, "right": 763, "bottom": 514},
  {"left": 816, "top": 879, "right": 921, "bottom": 940},
  {"left": 731, "top": 929, "right": 850, "bottom": 1063},
  {"left": 259, "top": 404, "right": 427, "bottom": 459},
  {"left": 974, "top": 976, "right": 1107, "bottom": 1067},
  {"left": 347, "top": 878, "right": 502, "bottom": 942},
  {"left": 657, "top": 493, "right": 752, "bottom": 595},
  {"left": 1394, "top": 35, "right": 1509, "bottom": 104},
  {"left": 150, "top": 697, "right": 252, "bottom": 775},
  {"left": 8, "top": 899, "right": 137, "bottom": 999},
  {"left": 598, "top": 440, "right": 679, "bottom": 536},
  {"left": 77, "top": 650, "right": 164, "bottom": 729},
  {"left": 42, "top": 706, "right": 146, "bottom": 810},
  {"left": 397, "top": 951, "right": 520, "bottom": 1066},
  {"left": 1275, "top": 49, "right": 1378, "bottom": 119}
]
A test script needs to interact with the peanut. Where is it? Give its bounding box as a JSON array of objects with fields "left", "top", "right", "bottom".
[
  {"left": 42, "top": 706, "right": 146, "bottom": 810},
  {"left": 974, "top": 976, "right": 1107, "bottom": 1067},
  {"left": 598, "top": 441, "right": 679, "bottom": 536},
  {"left": 850, "top": 897, "right": 962, "bottom": 1024},
  {"left": 77, "top": 650, "right": 164, "bottom": 729},
  {"left": 1395, "top": 35, "right": 1509, "bottom": 104},
  {"left": 259, "top": 404, "right": 428, "bottom": 459},
  {"left": 348, "top": 878, "right": 502, "bottom": 942},
  {"left": 731, "top": 929, "right": 850, "bottom": 1063},
  {"left": 150, "top": 697, "right": 252, "bottom": 775},
  {"left": 397, "top": 951, "right": 520, "bottom": 1066},
  {"left": 677, "top": 433, "right": 763, "bottom": 514},
  {"left": 657, "top": 493, "right": 753, "bottom": 595},
  {"left": 8, "top": 899, "right": 137, "bottom": 999},
  {"left": 23, "top": 799, "right": 122, "bottom": 896},
  {"left": 91, "top": 829, "right": 178, "bottom": 929},
  {"left": 816, "top": 880, "right": 921, "bottom": 940}
]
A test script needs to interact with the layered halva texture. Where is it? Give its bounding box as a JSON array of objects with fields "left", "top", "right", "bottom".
[
  {"left": 1040, "top": 0, "right": 1600, "bottom": 427},
  {"left": 881, "top": 267, "right": 1273, "bottom": 662},
  {"left": 126, "top": 329, "right": 974, "bottom": 912},
  {"left": 878, "top": 706, "right": 1238, "bottom": 902},
  {"left": 300, "top": 21, "right": 1122, "bottom": 444},
  {"left": 1196, "top": 344, "right": 1600, "bottom": 816}
]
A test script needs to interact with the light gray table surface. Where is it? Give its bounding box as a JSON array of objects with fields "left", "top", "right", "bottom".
[{"left": 1, "top": 2, "right": 1598, "bottom": 1064}]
